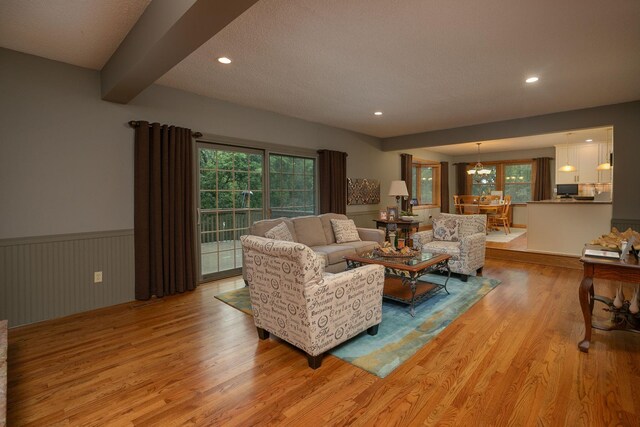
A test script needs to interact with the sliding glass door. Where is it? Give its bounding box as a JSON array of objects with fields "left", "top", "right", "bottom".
[{"left": 198, "top": 144, "right": 264, "bottom": 280}]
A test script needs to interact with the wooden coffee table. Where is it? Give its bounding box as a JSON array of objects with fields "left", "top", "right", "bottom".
[{"left": 344, "top": 251, "right": 451, "bottom": 316}]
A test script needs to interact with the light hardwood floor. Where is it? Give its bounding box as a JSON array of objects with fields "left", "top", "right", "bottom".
[{"left": 7, "top": 259, "right": 640, "bottom": 426}]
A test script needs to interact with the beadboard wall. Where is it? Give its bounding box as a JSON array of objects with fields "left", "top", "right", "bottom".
[
  {"left": 612, "top": 218, "right": 640, "bottom": 233},
  {"left": 0, "top": 230, "right": 135, "bottom": 327}
]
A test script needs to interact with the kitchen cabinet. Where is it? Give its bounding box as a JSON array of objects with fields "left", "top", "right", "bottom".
[
  {"left": 555, "top": 143, "right": 611, "bottom": 184},
  {"left": 577, "top": 143, "right": 598, "bottom": 183},
  {"left": 556, "top": 145, "right": 578, "bottom": 184}
]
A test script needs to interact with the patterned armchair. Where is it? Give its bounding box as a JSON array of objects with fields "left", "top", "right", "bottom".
[
  {"left": 240, "top": 235, "right": 385, "bottom": 368},
  {"left": 412, "top": 213, "right": 486, "bottom": 281}
]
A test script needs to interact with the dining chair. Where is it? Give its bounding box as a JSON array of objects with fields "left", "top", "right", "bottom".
[
  {"left": 453, "top": 195, "right": 463, "bottom": 214},
  {"left": 489, "top": 195, "right": 511, "bottom": 234},
  {"left": 459, "top": 195, "right": 480, "bottom": 214}
]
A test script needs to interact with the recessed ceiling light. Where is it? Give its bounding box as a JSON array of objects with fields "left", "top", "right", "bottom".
[
  {"left": 218, "top": 57, "right": 232, "bottom": 64},
  {"left": 374, "top": 111, "right": 383, "bottom": 116},
  {"left": 525, "top": 76, "right": 539, "bottom": 83},
  {"left": 585, "top": 139, "right": 593, "bottom": 142}
]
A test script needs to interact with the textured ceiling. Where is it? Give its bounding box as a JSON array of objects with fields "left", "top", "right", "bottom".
[
  {"left": 157, "top": 0, "right": 640, "bottom": 137},
  {"left": 1, "top": 0, "right": 639, "bottom": 140},
  {"left": 0, "top": 0, "right": 150, "bottom": 69}
]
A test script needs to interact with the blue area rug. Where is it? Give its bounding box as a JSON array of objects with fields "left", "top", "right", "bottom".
[{"left": 215, "top": 274, "right": 500, "bottom": 378}]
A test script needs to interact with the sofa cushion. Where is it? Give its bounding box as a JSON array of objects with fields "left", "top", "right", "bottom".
[
  {"left": 250, "top": 218, "right": 298, "bottom": 241},
  {"left": 264, "top": 222, "right": 294, "bottom": 241},
  {"left": 318, "top": 213, "right": 348, "bottom": 244},
  {"left": 330, "top": 219, "right": 361, "bottom": 243},
  {"left": 292, "top": 216, "right": 328, "bottom": 247},
  {"left": 311, "top": 244, "right": 357, "bottom": 265},
  {"left": 432, "top": 216, "right": 460, "bottom": 242},
  {"left": 340, "top": 240, "right": 378, "bottom": 255}
]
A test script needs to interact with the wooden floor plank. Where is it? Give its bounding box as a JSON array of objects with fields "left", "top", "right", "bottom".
[{"left": 6, "top": 258, "right": 640, "bottom": 426}]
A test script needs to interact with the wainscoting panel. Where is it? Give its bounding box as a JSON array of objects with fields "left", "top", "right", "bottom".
[
  {"left": 0, "top": 230, "right": 135, "bottom": 327},
  {"left": 611, "top": 218, "right": 640, "bottom": 232}
]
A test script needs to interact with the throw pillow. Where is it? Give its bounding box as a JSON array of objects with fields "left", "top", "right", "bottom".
[
  {"left": 432, "top": 216, "right": 460, "bottom": 242},
  {"left": 264, "top": 222, "right": 294, "bottom": 242},
  {"left": 330, "top": 219, "right": 361, "bottom": 244}
]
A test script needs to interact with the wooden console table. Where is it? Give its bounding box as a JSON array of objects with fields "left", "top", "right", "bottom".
[
  {"left": 578, "top": 249, "right": 640, "bottom": 352},
  {"left": 373, "top": 219, "right": 420, "bottom": 241}
]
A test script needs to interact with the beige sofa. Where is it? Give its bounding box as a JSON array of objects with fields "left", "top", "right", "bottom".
[{"left": 244, "top": 213, "right": 384, "bottom": 277}]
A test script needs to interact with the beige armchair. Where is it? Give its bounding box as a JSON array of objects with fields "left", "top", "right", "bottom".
[
  {"left": 412, "top": 213, "right": 486, "bottom": 282},
  {"left": 241, "top": 235, "right": 385, "bottom": 368}
]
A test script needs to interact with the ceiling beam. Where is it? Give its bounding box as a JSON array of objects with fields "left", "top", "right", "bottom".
[{"left": 100, "top": 0, "right": 259, "bottom": 104}]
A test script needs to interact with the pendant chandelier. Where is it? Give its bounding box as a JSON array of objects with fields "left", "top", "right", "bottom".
[
  {"left": 467, "top": 143, "right": 492, "bottom": 176},
  {"left": 558, "top": 132, "right": 576, "bottom": 172},
  {"left": 597, "top": 127, "right": 613, "bottom": 170}
]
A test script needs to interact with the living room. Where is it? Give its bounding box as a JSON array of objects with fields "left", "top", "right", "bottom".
[{"left": 1, "top": 1, "right": 639, "bottom": 425}]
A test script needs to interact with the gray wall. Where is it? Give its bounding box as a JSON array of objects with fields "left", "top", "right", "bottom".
[
  {"left": 0, "top": 48, "right": 433, "bottom": 326},
  {"left": 383, "top": 101, "right": 640, "bottom": 228},
  {"left": 0, "top": 48, "right": 392, "bottom": 240}
]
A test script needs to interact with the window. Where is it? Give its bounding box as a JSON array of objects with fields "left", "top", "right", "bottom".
[
  {"left": 411, "top": 162, "right": 440, "bottom": 206},
  {"left": 471, "top": 165, "right": 497, "bottom": 196},
  {"left": 269, "top": 154, "right": 316, "bottom": 217},
  {"left": 503, "top": 163, "right": 532, "bottom": 203},
  {"left": 465, "top": 161, "right": 533, "bottom": 203}
]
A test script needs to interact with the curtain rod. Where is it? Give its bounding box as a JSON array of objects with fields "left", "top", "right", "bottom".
[{"left": 128, "top": 121, "right": 202, "bottom": 138}]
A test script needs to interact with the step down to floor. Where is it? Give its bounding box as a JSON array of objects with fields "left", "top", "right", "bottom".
[{"left": 486, "top": 247, "right": 582, "bottom": 270}]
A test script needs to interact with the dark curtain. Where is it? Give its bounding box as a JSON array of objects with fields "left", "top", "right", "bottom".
[
  {"left": 134, "top": 121, "right": 196, "bottom": 300},
  {"left": 318, "top": 149, "right": 348, "bottom": 214},
  {"left": 455, "top": 163, "right": 468, "bottom": 196},
  {"left": 400, "top": 154, "right": 413, "bottom": 211},
  {"left": 533, "top": 157, "right": 552, "bottom": 201},
  {"left": 440, "top": 162, "right": 450, "bottom": 213}
]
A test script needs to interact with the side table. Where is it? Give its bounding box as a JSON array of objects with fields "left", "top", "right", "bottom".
[{"left": 578, "top": 249, "right": 640, "bottom": 352}]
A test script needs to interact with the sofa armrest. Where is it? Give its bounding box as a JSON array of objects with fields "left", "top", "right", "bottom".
[
  {"left": 357, "top": 227, "right": 385, "bottom": 245},
  {"left": 412, "top": 230, "right": 434, "bottom": 251}
]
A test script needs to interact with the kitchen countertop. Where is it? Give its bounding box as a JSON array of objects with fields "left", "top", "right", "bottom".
[{"left": 527, "top": 199, "right": 612, "bottom": 205}]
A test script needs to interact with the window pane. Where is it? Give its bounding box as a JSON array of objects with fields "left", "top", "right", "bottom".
[
  {"left": 234, "top": 152, "right": 248, "bottom": 170},
  {"left": 200, "top": 150, "right": 216, "bottom": 169},
  {"left": 411, "top": 166, "right": 417, "bottom": 199},
  {"left": 200, "top": 191, "right": 216, "bottom": 209},
  {"left": 471, "top": 165, "right": 497, "bottom": 195},
  {"left": 217, "top": 171, "right": 233, "bottom": 190},
  {"left": 504, "top": 164, "right": 532, "bottom": 203},
  {"left": 420, "top": 167, "right": 433, "bottom": 204},
  {"left": 218, "top": 191, "right": 233, "bottom": 209},
  {"left": 270, "top": 155, "right": 281, "bottom": 173},
  {"left": 269, "top": 154, "right": 316, "bottom": 217},
  {"left": 217, "top": 151, "right": 234, "bottom": 170},
  {"left": 235, "top": 172, "right": 248, "bottom": 190}
]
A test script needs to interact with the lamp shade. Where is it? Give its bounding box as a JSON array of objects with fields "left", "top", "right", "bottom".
[{"left": 388, "top": 180, "right": 409, "bottom": 197}]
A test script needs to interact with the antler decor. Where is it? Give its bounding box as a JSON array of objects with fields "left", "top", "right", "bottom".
[{"left": 590, "top": 227, "right": 640, "bottom": 250}]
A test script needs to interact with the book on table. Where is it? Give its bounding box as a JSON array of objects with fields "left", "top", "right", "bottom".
[{"left": 583, "top": 244, "right": 621, "bottom": 259}]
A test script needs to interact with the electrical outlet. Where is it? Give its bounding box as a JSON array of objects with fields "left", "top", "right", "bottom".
[{"left": 94, "top": 271, "right": 103, "bottom": 283}]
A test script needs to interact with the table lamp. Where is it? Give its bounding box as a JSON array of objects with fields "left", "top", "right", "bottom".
[{"left": 388, "top": 180, "right": 409, "bottom": 214}]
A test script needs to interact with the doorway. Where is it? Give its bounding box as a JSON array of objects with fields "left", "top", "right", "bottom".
[{"left": 197, "top": 144, "right": 264, "bottom": 281}]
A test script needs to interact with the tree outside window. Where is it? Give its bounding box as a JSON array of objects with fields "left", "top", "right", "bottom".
[
  {"left": 504, "top": 164, "right": 532, "bottom": 203},
  {"left": 269, "top": 154, "right": 315, "bottom": 217}
]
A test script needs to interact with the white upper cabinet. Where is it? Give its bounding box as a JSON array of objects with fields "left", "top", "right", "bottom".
[
  {"left": 555, "top": 142, "right": 611, "bottom": 184},
  {"left": 556, "top": 145, "right": 578, "bottom": 184},
  {"left": 577, "top": 143, "right": 599, "bottom": 183}
]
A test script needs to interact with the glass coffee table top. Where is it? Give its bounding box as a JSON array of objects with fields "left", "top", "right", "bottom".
[{"left": 354, "top": 251, "right": 443, "bottom": 267}]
